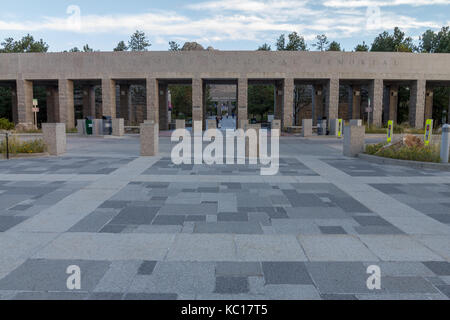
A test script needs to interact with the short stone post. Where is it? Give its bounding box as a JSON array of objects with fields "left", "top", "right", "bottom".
[
  {"left": 349, "top": 119, "right": 363, "bottom": 127},
  {"left": 302, "top": 119, "right": 312, "bottom": 137},
  {"left": 112, "top": 118, "right": 124, "bottom": 137},
  {"left": 42, "top": 123, "right": 66, "bottom": 156},
  {"left": 207, "top": 119, "right": 217, "bottom": 130},
  {"left": 441, "top": 124, "right": 450, "bottom": 164},
  {"left": 343, "top": 124, "right": 366, "bottom": 157},
  {"left": 140, "top": 122, "right": 159, "bottom": 156},
  {"left": 239, "top": 120, "right": 249, "bottom": 129},
  {"left": 77, "top": 119, "right": 85, "bottom": 135},
  {"left": 329, "top": 119, "right": 339, "bottom": 136},
  {"left": 176, "top": 119, "right": 185, "bottom": 129},
  {"left": 271, "top": 120, "right": 281, "bottom": 131}
]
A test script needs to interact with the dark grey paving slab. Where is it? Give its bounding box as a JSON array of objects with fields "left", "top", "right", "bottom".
[
  {"left": 319, "top": 226, "right": 347, "bottom": 235},
  {"left": 138, "top": 261, "right": 158, "bottom": 275},
  {"left": 110, "top": 207, "right": 159, "bottom": 225},
  {"left": 123, "top": 293, "right": 178, "bottom": 300},
  {"left": 215, "top": 277, "right": 249, "bottom": 294},
  {"left": 423, "top": 262, "right": 450, "bottom": 276},
  {"left": 153, "top": 215, "right": 185, "bottom": 226},
  {"left": 13, "top": 292, "right": 89, "bottom": 300},
  {"left": 262, "top": 262, "right": 313, "bottom": 285},
  {"left": 216, "top": 262, "right": 262, "bottom": 277},
  {"left": 0, "top": 216, "right": 27, "bottom": 232}
]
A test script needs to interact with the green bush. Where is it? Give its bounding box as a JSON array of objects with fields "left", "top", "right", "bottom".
[
  {"left": 0, "top": 118, "right": 15, "bottom": 130},
  {"left": 365, "top": 142, "right": 386, "bottom": 155},
  {"left": 0, "top": 137, "right": 46, "bottom": 155}
]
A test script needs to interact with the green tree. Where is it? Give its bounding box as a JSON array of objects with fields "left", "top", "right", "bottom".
[
  {"left": 83, "top": 44, "right": 94, "bottom": 52},
  {"left": 114, "top": 41, "right": 128, "bottom": 52},
  {"left": 169, "top": 85, "right": 192, "bottom": 120},
  {"left": 169, "top": 41, "right": 181, "bottom": 51},
  {"left": 128, "top": 30, "right": 151, "bottom": 51},
  {"left": 355, "top": 41, "right": 369, "bottom": 52},
  {"left": 370, "top": 27, "right": 416, "bottom": 52},
  {"left": 276, "top": 32, "right": 307, "bottom": 51},
  {"left": 420, "top": 26, "right": 450, "bottom": 53},
  {"left": 68, "top": 47, "right": 80, "bottom": 52},
  {"left": 327, "top": 41, "right": 341, "bottom": 51},
  {"left": 0, "top": 34, "right": 49, "bottom": 53},
  {"left": 248, "top": 85, "right": 274, "bottom": 121},
  {"left": 313, "top": 34, "right": 329, "bottom": 51},
  {"left": 258, "top": 43, "right": 271, "bottom": 51}
]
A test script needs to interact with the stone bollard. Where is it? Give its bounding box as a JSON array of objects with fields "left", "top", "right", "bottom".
[
  {"left": 343, "top": 125, "right": 365, "bottom": 157},
  {"left": 176, "top": 119, "right": 186, "bottom": 129},
  {"left": 329, "top": 119, "right": 340, "bottom": 137},
  {"left": 207, "top": 119, "right": 217, "bottom": 130},
  {"left": 302, "top": 119, "right": 313, "bottom": 137},
  {"left": 112, "top": 118, "right": 124, "bottom": 137},
  {"left": 441, "top": 124, "right": 450, "bottom": 164},
  {"left": 42, "top": 123, "right": 66, "bottom": 156},
  {"left": 271, "top": 120, "right": 281, "bottom": 131},
  {"left": 140, "top": 122, "right": 159, "bottom": 156},
  {"left": 76, "top": 119, "right": 85, "bottom": 135},
  {"left": 244, "top": 123, "right": 261, "bottom": 159},
  {"left": 349, "top": 119, "right": 363, "bottom": 127}
]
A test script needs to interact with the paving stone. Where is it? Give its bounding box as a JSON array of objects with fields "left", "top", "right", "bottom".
[
  {"left": 319, "top": 226, "right": 347, "bottom": 235},
  {"left": 88, "top": 292, "right": 124, "bottom": 300},
  {"left": 382, "top": 276, "right": 439, "bottom": 294},
  {"left": 0, "top": 216, "right": 27, "bottom": 232},
  {"left": 353, "top": 216, "right": 393, "bottom": 227},
  {"left": 320, "top": 294, "right": 358, "bottom": 300},
  {"left": 262, "top": 262, "right": 313, "bottom": 285},
  {"left": 138, "top": 261, "right": 158, "bottom": 275},
  {"left": 194, "top": 222, "right": 263, "bottom": 234},
  {"left": 153, "top": 215, "right": 185, "bottom": 226},
  {"left": 422, "top": 262, "right": 450, "bottom": 276},
  {"left": 13, "top": 292, "right": 89, "bottom": 300},
  {"left": 123, "top": 293, "right": 178, "bottom": 300},
  {"left": 216, "top": 262, "right": 262, "bottom": 277},
  {"left": 215, "top": 277, "right": 249, "bottom": 294},
  {"left": 69, "top": 209, "right": 118, "bottom": 233},
  {"left": 109, "top": 207, "right": 159, "bottom": 225},
  {"left": 436, "top": 285, "right": 450, "bottom": 298}
]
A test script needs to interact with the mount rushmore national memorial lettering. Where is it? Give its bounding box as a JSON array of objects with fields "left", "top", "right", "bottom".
[{"left": 1, "top": 51, "right": 450, "bottom": 130}]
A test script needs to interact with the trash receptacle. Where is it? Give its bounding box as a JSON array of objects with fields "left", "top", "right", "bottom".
[
  {"left": 85, "top": 117, "right": 93, "bottom": 135},
  {"left": 102, "top": 116, "right": 112, "bottom": 135}
]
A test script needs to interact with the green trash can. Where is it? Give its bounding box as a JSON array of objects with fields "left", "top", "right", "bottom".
[{"left": 85, "top": 118, "right": 93, "bottom": 135}]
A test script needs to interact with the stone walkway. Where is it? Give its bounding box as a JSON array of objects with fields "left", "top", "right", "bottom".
[{"left": 0, "top": 136, "right": 449, "bottom": 300}]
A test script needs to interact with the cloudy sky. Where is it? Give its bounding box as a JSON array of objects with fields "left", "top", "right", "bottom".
[{"left": 0, "top": 0, "right": 449, "bottom": 51}]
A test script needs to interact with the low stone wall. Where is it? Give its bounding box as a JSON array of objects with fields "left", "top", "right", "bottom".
[{"left": 358, "top": 153, "right": 450, "bottom": 172}]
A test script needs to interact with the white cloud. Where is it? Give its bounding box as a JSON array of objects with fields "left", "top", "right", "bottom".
[{"left": 0, "top": 0, "right": 446, "bottom": 47}]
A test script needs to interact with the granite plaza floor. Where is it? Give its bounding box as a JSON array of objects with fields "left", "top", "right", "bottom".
[{"left": 0, "top": 135, "right": 449, "bottom": 300}]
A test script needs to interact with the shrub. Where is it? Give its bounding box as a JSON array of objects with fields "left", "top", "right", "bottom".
[
  {"left": 0, "top": 137, "right": 46, "bottom": 155},
  {"left": 0, "top": 118, "right": 15, "bottom": 130},
  {"left": 365, "top": 141, "right": 441, "bottom": 163}
]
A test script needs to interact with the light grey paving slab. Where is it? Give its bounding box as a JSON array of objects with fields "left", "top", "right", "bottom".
[
  {"left": 415, "top": 235, "right": 450, "bottom": 260},
  {"left": 359, "top": 235, "right": 444, "bottom": 262},
  {"left": 12, "top": 292, "right": 90, "bottom": 300},
  {"left": 94, "top": 260, "right": 141, "bottom": 293},
  {"left": 356, "top": 293, "right": 449, "bottom": 300},
  {"left": 362, "top": 262, "right": 436, "bottom": 277},
  {"left": 235, "top": 235, "right": 307, "bottom": 262},
  {"left": 263, "top": 285, "right": 321, "bottom": 300},
  {"left": 166, "top": 234, "right": 237, "bottom": 261},
  {"left": 128, "top": 262, "right": 215, "bottom": 295},
  {"left": 35, "top": 233, "right": 176, "bottom": 261},
  {"left": 194, "top": 222, "right": 263, "bottom": 234},
  {"left": 298, "top": 235, "right": 379, "bottom": 262},
  {"left": 381, "top": 276, "right": 439, "bottom": 294}
]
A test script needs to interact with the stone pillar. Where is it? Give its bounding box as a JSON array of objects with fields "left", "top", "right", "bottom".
[
  {"left": 350, "top": 119, "right": 363, "bottom": 126},
  {"left": 275, "top": 81, "right": 283, "bottom": 121},
  {"left": 159, "top": 83, "right": 169, "bottom": 130},
  {"left": 272, "top": 119, "right": 281, "bottom": 131},
  {"left": 82, "top": 86, "right": 96, "bottom": 118},
  {"left": 192, "top": 78, "right": 203, "bottom": 126},
  {"left": 58, "top": 79, "right": 75, "bottom": 129},
  {"left": 283, "top": 78, "right": 294, "bottom": 130},
  {"left": 101, "top": 78, "right": 116, "bottom": 118},
  {"left": 46, "top": 87, "right": 59, "bottom": 124},
  {"left": 325, "top": 78, "right": 339, "bottom": 121},
  {"left": 42, "top": 123, "right": 66, "bottom": 156},
  {"left": 409, "top": 80, "right": 426, "bottom": 129},
  {"left": 349, "top": 86, "right": 361, "bottom": 120},
  {"left": 237, "top": 78, "right": 248, "bottom": 128},
  {"left": 424, "top": 87, "right": 434, "bottom": 122},
  {"left": 16, "top": 79, "right": 34, "bottom": 126},
  {"left": 119, "top": 84, "right": 130, "bottom": 121},
  {"left": 140, "top": 122, "right": 159, "bottom": 156},
  {"left": 368, "top": 79, "right": 383, "bottom": 127},
  {"left": 388, "top": 85, "right": 399, "bottom": 123},
  {"left": 441, "top": 124, "right": 450, "bottom": 164},
  {"left": 343, "top": 125, "right": 365, "bottom": 157},
  {"left": 146, "top": 78, "right": 159, "bottom": 125},
  {"left": 11, "top": 88, "right": 18, "bottom": 124},
  {"left": 312, "top": 85, "right": 324, "bottom": 125},
  {"left": 302, "top": 119, "right": 312, "bottom": 137},
  {"left": 244, "top": 123, "right": 261, "bottom": 159}
]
